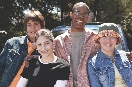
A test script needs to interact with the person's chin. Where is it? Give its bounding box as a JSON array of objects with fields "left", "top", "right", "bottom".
[
  {"left": 29, "top": 34, "right": 35, "bottom": 38},
  {"left": 76, "top": 26, "right": 84, "bottom": 30},
  {"left": 76, "top": 25, "right": 84, "bottom": 28}
]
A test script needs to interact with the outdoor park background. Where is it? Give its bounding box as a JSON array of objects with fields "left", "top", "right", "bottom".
[{"left": 0, "top": 0, "right": 132, "bottom": 52}]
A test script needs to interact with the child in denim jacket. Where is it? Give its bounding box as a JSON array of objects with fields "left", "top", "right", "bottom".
[{"left": 88, "top": 23, "right": 132, "bottom": 87}]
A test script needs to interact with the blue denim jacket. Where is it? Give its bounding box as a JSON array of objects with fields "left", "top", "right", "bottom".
[
  {"left": 0, "top": 35, "right": 28, "bottom": 87},
  {"left": 88, "top": 49, "right": 132, "bottom": 87}
]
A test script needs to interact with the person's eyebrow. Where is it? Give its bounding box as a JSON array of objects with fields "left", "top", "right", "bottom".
[{"left": 75, "top": 10, "right": 88, "bottom": 14}]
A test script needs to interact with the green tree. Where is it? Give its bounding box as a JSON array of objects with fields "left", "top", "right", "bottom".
[
  {"left": 0, "top": 0, "right": 62, "bottom": 52},
  {"left": 0, "top": 0, "right": 27, "bottom": 51},
  {"left": 0, "top": 0, "right": 132, "bottom": 52},
  {"left": 81, "top": 0, "right": 132, "bottom": 23},
  {"left": 122, "top": 13, "right": 132, "bottom": 51}
]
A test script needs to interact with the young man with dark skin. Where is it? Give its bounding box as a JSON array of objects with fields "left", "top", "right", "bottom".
[
  {"left": 54, "top": 2, "right": 132, "bottom": 87},
  {"left": 0, "top": 10, "right": 45, "bottom": 87},
  {"left": 54, "top": 2, "right": 97, "bottom": 87}
]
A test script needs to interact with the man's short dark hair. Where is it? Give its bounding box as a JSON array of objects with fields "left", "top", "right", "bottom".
[{"left": 72, "top": 2, "right": 90, "bottom": 13}]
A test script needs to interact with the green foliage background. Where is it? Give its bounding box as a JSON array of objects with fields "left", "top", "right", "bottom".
[{"left": 0, "top": 0, "right": 132, "bottom": 52}]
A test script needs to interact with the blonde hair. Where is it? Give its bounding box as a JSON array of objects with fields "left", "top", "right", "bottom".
[{"left": 35, "top": 29, "right": 54, "bottom": 42}]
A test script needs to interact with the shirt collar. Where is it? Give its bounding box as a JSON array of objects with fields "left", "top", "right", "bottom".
[
  {"left": 62, "top": 29, "right": 87, "bottom": 39},
  {"left": 19, "top": 35, "right": 28, "bottom": 44},
  {"left": 38, "top": 55, "right": 57, "bottom": 64},
  {"left": 97, "top": 49, "right": 120, "bottom": 61}
]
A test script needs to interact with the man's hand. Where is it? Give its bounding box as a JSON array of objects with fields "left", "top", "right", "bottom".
[
  {"left": 126, "top": 52, "right": 132, "bottom": 64},
  {"left": 24, "top": 55, "right": 39, "bottom": 67}
]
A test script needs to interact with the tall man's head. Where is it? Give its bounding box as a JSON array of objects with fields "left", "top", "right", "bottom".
[{"left": 70, "top": 2, "right": 90, "bottom": 32}]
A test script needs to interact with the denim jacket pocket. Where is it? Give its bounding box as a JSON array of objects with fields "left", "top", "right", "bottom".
[
  {"left": 123, "top": 61, "right": 131, "bottom": 68},
  {"left": 96, "top": 66, "right": 108, "bottom": 83},
  {"left": 6, "top": 49, "right": 20, "bottom": 65}
]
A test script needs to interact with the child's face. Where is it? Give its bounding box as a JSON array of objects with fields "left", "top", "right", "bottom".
[
  {"left": 36, "top": 35, "right": 54, "bottom": 58},
  {"left": 98, "top": 36, "right": 118, "bottom": 53},
  {"left": 27, "top": 19, "right": 41, "bottom": 39}
]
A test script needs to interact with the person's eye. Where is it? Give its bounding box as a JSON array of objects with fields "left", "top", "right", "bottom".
[
  {"left": 83, "top": 14, "right": 88, "bottom": 17},
  {"left": 35, "top": 23, "right": 40, "bottom": 25},
  {"left": 27, "top": 24, "right": 31, "bottom": 27},
  {"left": 111, "top": 37, "right": 116, "bottom": 39},
  {"left": 77, "top": 12, "right": 81, "bottom": 15},
  {"left": 103, "top": 35, "right": 106, "bottom": 37},
  {"left": 46, "top": 42, "right": 50, "bottom": 44},
  {"left": 74, "top": 11, "right": 80, "bottom": 15},
  {"left": 37, "top": 43, "right": 41, "bottom": 46}
]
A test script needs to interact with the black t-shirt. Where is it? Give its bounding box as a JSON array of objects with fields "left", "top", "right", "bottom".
[{"left": 21, "top": 57, "right": 70, "bottom": 87}]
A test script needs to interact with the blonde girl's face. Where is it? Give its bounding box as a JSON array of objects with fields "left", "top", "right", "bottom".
[
  {"left": 98, "top": 36, "right": 118, "bottom": 53},
  {"left": 36, "top": 35, "right": 54, "bottom": 58}
]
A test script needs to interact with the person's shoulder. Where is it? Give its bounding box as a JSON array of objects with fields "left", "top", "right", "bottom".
[
  {"left": 55, "top": 30, "right": 69, "bottom": 40},
  {"left": 56, "top": 57, "right": 69, "bottom": 66},
  {"left": 29, "top": 58, "right": 38, "bottom": 62},
  {"left": 116, "top": 50, "right": 130, "bottom": 63},
  {"left": 7, "top": 35, "right": 27, "bottom": 45},
  {"left": 89, "top": 53, "right": 98, "bottom": 61},
  {"left": 88, "top": 51, "right": 100, "bottom": 66},
  {"left": 115, "top": 50, "right": 126, "bottom": 57},
  {"left": 28, "top": 58, "right": 38, "bottom": 66},
  {"left": 116, "top": 50, "right": 127, "bottom": 58},
  {"left": 85, "top": 29, "right": 96, "bottom": 34},
  {"left": 7, "top": 35, "right": 27, "bottom": 42},
  {"left": 117, "top": 50, "right": 126, "bottom": 54},
  {"left": 85, "top": 30, "right": 96, "bottom": 38}
]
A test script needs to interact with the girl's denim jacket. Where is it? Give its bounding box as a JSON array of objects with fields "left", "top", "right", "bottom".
[
  {"left": 0, "top": 36, "right": 28, "bottom": 87},
  {"left": 88, "top": 49, "right": 132, "bottom": 87}
]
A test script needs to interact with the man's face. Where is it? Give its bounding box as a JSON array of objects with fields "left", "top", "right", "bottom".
[
  {"left": 27, "top": 19, "right": 41, "bottom": 39},
  {"left": 70, "top": 5, "right": 89, "bottom": 32}
]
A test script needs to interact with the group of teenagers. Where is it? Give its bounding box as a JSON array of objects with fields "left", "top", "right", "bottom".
[{"left": 0, "top": 2, "right": 132, "bottom": 87}]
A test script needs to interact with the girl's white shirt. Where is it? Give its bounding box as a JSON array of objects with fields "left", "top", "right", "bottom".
[{"left": 16, "top": 76, "right": 68, "bottom": 87}]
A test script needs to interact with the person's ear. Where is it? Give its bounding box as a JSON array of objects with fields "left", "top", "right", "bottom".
[
  {"left": 98, "top": 38, "right": 100, "bottom": 44},
  {"left": 52, "top": 40, "right": 55, "bottom": 48},
  {"left": 116, "top": 38, "right": 119, "bottom": 45},
  {"left": 52, "top": 40, "right": 56, "bottom": 52},
  {"left": 86, "top": 17, "right": 90, "bottom": 22},
  {"left": 116, "top": 41, "right": 119, "bottom": 45},
  {"left": 70, "top": 12, "right": 73, "bottom": 18}
]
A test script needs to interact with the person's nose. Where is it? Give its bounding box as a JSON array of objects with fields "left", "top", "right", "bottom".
[
  {"left": 106, "top": 37, "right": 111, "bottom": 42},
  {"left": 41, "top": 44, "right": 46, "bottom": 50},
  {"left": 31, "top": 25, "right": 36, "bottom": 30},
  {"left": 79, "top": 14, "right": 83, "bottom": 18}
]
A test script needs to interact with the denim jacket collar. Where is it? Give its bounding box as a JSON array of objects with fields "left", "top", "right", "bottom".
[
  {"left": 20, "top": 35, "right": 28, "bottom": 44},
  {"left": 97, "top": 49, "right": 130, "bottom": 66},
  {"left": 97, "top": 49, "right": 120, "bottom": 61}
]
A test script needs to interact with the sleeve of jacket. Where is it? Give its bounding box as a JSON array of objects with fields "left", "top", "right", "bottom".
[
  {"left": 89, "top": 34, "right": 100, "bottom": 57},
  {"left": 0, "top": 39, "right": 10, "bottom": 77},
  {"left": 88, "top": 59, "right": 101, "bottom": 87},
  {"left": 54, "top": 36, "right": 67, "bottom": 60}
]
